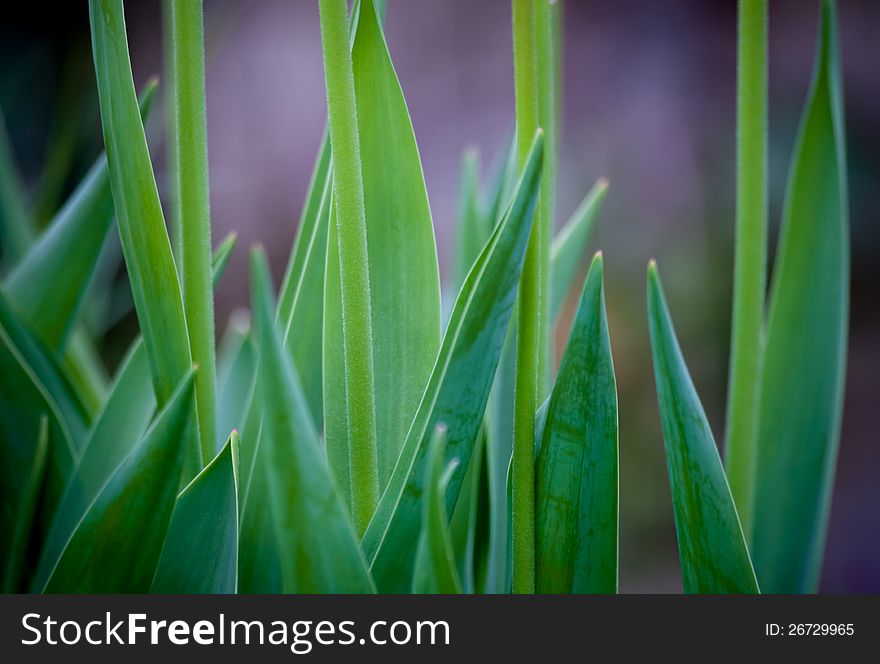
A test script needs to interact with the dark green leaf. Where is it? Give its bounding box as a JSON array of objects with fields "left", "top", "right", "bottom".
[
  {"left": 0, "top": 106, "right": 33, "bottom": 264},
  {"left": 536, "top": 253, "right": 618, "bottom": 593},
  {"left": 2, "top": 415, "right": 48, "bottom": 593},
  {"left": 647, "top": 262, "right": 758, "bottom": 593},
  {"left": 413, "top": 426, "right": 463, "bottom": 594},
  {"left": 33, "top": 341, "right": 155, "bottom": 591},
  {"left": 4, "top": 81, "right": 158, "bottom": 349},
  {"left": 43, "top": 370, "right": 196, "bottom": 593}
]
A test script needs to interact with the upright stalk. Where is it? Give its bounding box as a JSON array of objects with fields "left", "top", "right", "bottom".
[
  {"left": 169, "top": 0, "right": 216, "bottom": 465},
  {"left": 724, "top": 0, "right": 768, "bottom": 539},
  {"left": 162, "top": 0, "right": 182, "bottom": 268},
  {"left": 511, "top": 0, "right": 545, "bottom": 594},
  {"left": 318, "top": 0, "right": 379, "bottom": 534}
]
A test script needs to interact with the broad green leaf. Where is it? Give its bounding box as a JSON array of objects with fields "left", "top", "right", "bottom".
[
  {"left": 2, "top": 416, "right": 48, "bottom": 593},
  {"left": 34, "top": 242, "right": 232, "bottom": 591},
  {"left": 0, "top": 106, "right": 33, "bottom": 265},
  {"left": 251, "top": 248, "right": 374, "bottom": 593},
  {"left": 0, "top": 291, "right": 89, "bottom": 445},
  {"left": 325, "top": 0, "right": 442, "bottom": 504},
  {"left": 548, "top": 178, "right": 608, "bottom": 327},
  {"left": 43, "top": 370, "right": 196, "bottom": 593},
  {"left": 151, "top": 431, "right": 240, "bottom": 593},
  {"left": 4, "top": 82, "right": 158, "bottom": 349},
  {"left": 32, "top": 341, "right": 155, "bottom": 591},
  {"left": 281, "top": 168, "right": 331, "bottom": 429},
  {"left": 536, "top": 253, "right": 618, "bottom": 593},
  {"left": 89, "top": 0, "right": 198, "bottom": 476},
  {"left": 751, "top": 0, "right": 848, "bottom": 594},
  {"left": 413, "top": 426, "right": 463, "bottom": 594},
  {"left": 364, "top": 131, "right": 544, "bottom": 592},
  {"left": 647, "top": 263, "right": 759, "bottom": 593}
]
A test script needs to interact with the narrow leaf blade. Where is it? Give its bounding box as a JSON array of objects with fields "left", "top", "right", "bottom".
[
  {"left": 413, "top": 426, "right": 463, "bottom": 594},
  {"left": 751, "top": 0, "right": 849, "bottom": 593},
  {"left": 252, "top": 248, "right": 374, "bottom": 593},
  {"left": 647, "top": 262, "right": 759, "bottom": 594}
]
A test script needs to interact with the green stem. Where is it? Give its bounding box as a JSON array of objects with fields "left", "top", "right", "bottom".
[
  {"left": 511, "top": 0, "right": 543, "bottom": 594},
  {"left": 162, "top": 0, "right": 182, "bottom": 269},
  {"left": 724, "top": 0, "right": 768, "bottom": 540},
  {"left": 318, "top": 0, "right": 379, "bottom": 534},
  {"left": 170, "top": 0, "right": 216, "bottom": 465}
]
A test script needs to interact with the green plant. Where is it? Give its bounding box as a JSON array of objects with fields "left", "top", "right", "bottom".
[
  {"left": 0, "top": 0, "right": 847, "bottom": 595},
  {"left": 648, "top": 0, "right": 848, "bottom": 593}
]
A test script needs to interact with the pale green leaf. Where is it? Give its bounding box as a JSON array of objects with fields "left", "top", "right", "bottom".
[
  {"left": 363, "top": 131, "right": 543, "bottom": 592},
  {"left": 751, "top": 0, "right": 848, "bottom": 593}
]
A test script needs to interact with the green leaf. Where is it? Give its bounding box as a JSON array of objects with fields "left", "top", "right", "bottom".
[
  {"left": 151, "top": 431, "right": 240, "bottom": 593},
  {"left": 89, "top": 0, "right": 198, "bottom": 476},
  {"left": 34, "top": 240, "right": 231, "bottom": 591},
  {"left": 61, "top": 328, "right": 109, "bottom": 418},
  {"left": 324, "top": 0, "right": 442, "bottom": 515},
  {"left": 277, "top": 132, "right": 330, "bottom": 324},
  {"left": 452, "top": 148, "right": 489, "bottom": 298},
  {"left": 363, "top": 131, "right": 544, "bottom": 592},
  {"left": 647, "top": 262, "right": 759, "bottom": 593},
  {"left": 281, "top": 169, "right": 331, "bottom": 430},
  {"left": 32, "top": 340, "right": 155, "bottom": 591},
  {"left": 536, "top": 253, "right": 618, "bottom": 593},
  {"left": 237, "top": 443, "right": 282, "bottom": 594},
  {"left": 0, "top": 324, "right": 76, "bottom": 571},
  {"left": 212, "top": 232, "right": 238, "bottom": 289},
  {"left": 4, "top": 81, "right": 158, "bottom": 349},
  {"left": 251, "top": 247, "right": 374, "bottom": 593},
  {"left": 413, "top": 426, "right": 463, "bottom": 594},
  {"left": 548, "top": 178, "right": 608, "bottom": 327},
  {"left": 0, "top": 291, "right": 89, "bottom": 445},
  {"left": 216, "top": 314, "right": 254, "bottom": 450},
  {"left": 43, "top": 369, "right": 196, "bottom": 593},
  {"left": 2, "top": 415, "right": 48, "bottom": 593},
  {"left": 750, "top": 0, "right": 848, "bottom": 593},
  {"left": 450, "top": 423, "right": 495, "bottom": 593},
  {"left": 0, "top": 105, "right": 33, "bottom": 265}
]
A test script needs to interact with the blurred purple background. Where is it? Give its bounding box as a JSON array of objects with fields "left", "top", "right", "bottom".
[{"left": 1, "top": 0, "right": 877, "bottom": 592}]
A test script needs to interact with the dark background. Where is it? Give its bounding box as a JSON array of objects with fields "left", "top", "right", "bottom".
[{"left": 1, "top": 0, "right": 877, "bottom": 592}]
